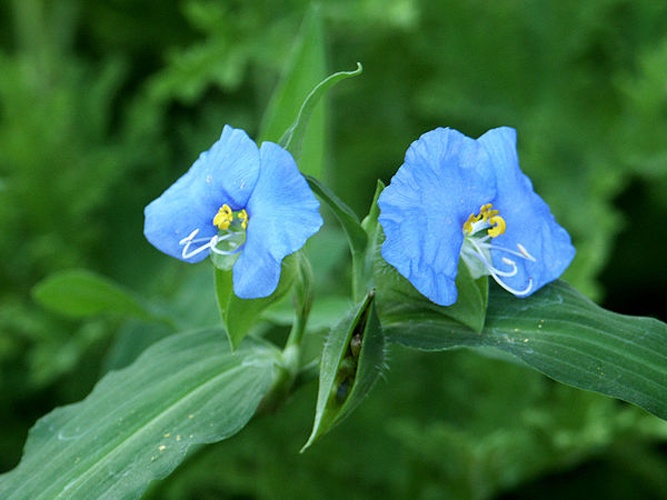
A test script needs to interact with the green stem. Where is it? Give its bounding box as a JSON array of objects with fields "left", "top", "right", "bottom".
[
  {"left": 283, "top": 251, "right": 314, "bottom": 354},
  {"left": 293, "top": 359, "right": 320, "bottom": 390},
  {"left": 258, "top": 252, "right": 315, "bottom": 413}
]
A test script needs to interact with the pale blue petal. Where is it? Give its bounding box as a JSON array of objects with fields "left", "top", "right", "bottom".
[
  {"left": 144, "top": 125, "right": 260, "bottom": 263},
  {"left": 478, "top": 127, "right": 575, "bottom": 294},
  {"left": 144, "top": 170, "right": 214, "bottom": 263},
  {"left": 378, "top": 128, "right": 496, "bottom": 306},
  {"left": 196, "top": 125, "right": 260, "bottom": 210},
  {"left": 232, "top": 142, "right": 323, "bottom": 299}
]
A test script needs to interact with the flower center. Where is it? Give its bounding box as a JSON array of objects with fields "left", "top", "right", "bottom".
[
  {"left": 461, "top": 203, "right": 535, "bottom": 296},
  {"left": 213, "top": 204, "right": 248, "bottom": 231},
  {"left": 179, "top": 203, "right": 249, "bottom": 263},
  {"left": 463, "top": 203, "right": 506, "bottom": 238}
]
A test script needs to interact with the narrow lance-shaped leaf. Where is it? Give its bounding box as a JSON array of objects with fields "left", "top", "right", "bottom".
[
  {"left": 259, "top": 4, "right": 326, "bottom": 176},
  {"left": 307, "top": 175, "right": 368, "bottom": 279},
  {"left": 385, "top": 280, "right": 667, "bottom": 421},
  {"left": 0, "top": 329, "right": 280, "bottom": 499},
  {"left": 278, "top": 62, "right": 363, "bottom": 164}
]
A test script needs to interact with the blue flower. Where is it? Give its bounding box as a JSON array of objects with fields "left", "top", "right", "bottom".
[
  {"left": 378, "top": 126, "right": 575, "bottom": 306},
  {"left": 144, "top": 125, "right": 323, "bottom": 299}
]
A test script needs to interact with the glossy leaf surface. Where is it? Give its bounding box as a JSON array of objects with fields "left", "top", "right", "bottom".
[
  {"left": 0, "top": 329, "right": 279, "bottom": 499},
  {"left": 386, "top": 280, "right": 667, "bottom": 420}
]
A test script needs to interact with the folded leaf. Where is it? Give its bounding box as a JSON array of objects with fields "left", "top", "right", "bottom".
[{"left": 302, "top": 290, "right": 385, "bottom": 450}]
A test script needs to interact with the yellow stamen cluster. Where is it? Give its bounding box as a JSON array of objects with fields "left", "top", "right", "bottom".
[
  {"left": 463, "top": 203, "right": 506, "bottom": 238},
  {"left": 213, "top": 204, "right": 248, "bottom": 231}
]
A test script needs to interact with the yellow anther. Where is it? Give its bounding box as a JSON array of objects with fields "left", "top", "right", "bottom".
[
  {"left": 463, "top": 203, "right": 506, "bottom": 238},
  {"left": 480, "top": 204, "right": 499, "bottom": 222},
  {"left": 463, "top": 213, "right": 481, "bottom": 234},
  {"left": 213, "top": 204, "right": 234, "bottom": 230},
  {"left": 212, "top": 204, "right": 249, "bottom": 231},
  {"left": 487, "top": 215, "right": 506, "bottom": 237},
  {"left": 238, "top": 209, "right": 248, "bottom": 230}
]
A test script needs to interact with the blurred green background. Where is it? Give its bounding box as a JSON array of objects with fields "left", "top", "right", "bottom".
[{"left": 1, "top": 0, "right": 667, "bottom": 498}]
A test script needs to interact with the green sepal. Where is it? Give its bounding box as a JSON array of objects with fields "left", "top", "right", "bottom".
[
  {"left": 214, "top": 253, "right": 306, "bottom": 349},
  {"left": 449, "top": 262, "right": 489, "bottom": 332},
  {"left": 302, "top": 290, "right": 385, "bottom": 451}
]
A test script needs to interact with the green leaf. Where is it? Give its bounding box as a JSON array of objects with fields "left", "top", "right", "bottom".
[
  {"left": 385, "top": 280, "right": 667, "bottom": 421},
  {"left": 258, "top": 0, "right": 363, "bottom": 174},
  {"left": 0, "top": 329, "right": 279, "bottom": 499},
  {"left": 258, "top": 4, "right": 326, "bottom": 174},
  {"left": 32, "top": 268, "right": 155, "bottom": 321},
  {"left": 214, "top": 253, "right": 301, "bottom": 349},
  {"left": 355, "top": 180, "right": 384, "bottom": 301},
  {"left": 278, "top": 62, "right": 363, "bottom": 165},
  {"left": 306, "top": 175, "right": 368, "bottom": 278},
  {"left": 302, "top": 290, "right": 385, "bottom": 451}
]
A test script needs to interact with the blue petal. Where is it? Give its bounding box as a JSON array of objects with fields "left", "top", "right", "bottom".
[
  {"left": 478, "top": 127, "right": 575, "bottom": 294},
  {"left": 144, "top": 125, "right": 260, "bottom": 263},
  {"left": 232, "top": 141, "right": 323, "bottom": 299},
  {"left": 378, "top": 128, "right": 496, "bottom": 306}
]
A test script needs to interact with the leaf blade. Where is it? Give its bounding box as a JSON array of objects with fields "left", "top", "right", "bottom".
[
  {"left": 32, "top": 269, "right": 154, "bottom": 320},
  {"left": 0, "top": 329, "right": 279, "bottom": 499},
  {"left": 306, "top": 175, "right": 368, "bottom": 263},
  {"left": 385, "top": 280, "right": 667, "bottom": 420},
  {"left": 258, "top": 4, "right": 326, "bottom": 176}
]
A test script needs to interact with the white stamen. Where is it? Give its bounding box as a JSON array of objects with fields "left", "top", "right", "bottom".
[
  {"left": 497, "top": 257, "right": 519, "bottom": 277},
  {"left": 179, "top": 228, "right": 244, "bottom": 260},
  {"left": 179, "top": 229, "right": 200, "bottom": 246},
  {"left": 209, "top": 232, "right": 243, "bottom": 255},
  {"left": 463, "top": 236, "right": 535, "bottom": 296},
  {"left": 516, "top": 243, "right": 536, "bottom": 262},
  {"left": 180, "top": 229, "right": 217, "bottom": 259}
]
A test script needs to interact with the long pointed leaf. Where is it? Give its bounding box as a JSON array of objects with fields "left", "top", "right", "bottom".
[
  {"left": 306, "top": 175, "right": 367, "bottom": 262},
  {"left": 259, "top": 4, "right": 326, "bottom": 175},
  {"left": 385, "top": 280, "right": 667, "bottom": 421},
  {"left": 0, "top": 329, "right": 279, "bottom": 498}
]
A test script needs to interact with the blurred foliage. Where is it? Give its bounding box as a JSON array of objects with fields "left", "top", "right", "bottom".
[{"left": 1, "top": 0, "right": 666, "bottom": 497}]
